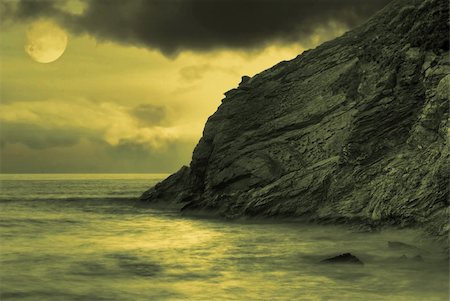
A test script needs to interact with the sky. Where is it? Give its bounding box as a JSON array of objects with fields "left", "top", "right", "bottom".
[{"left": 0, "top": 0, "right": 390, "bottom": 173}]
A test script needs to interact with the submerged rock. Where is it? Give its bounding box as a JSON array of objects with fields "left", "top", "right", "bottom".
[
  {"left": 397, "top": 254, "right": 424, "bottom": 262},
  {"left": 388, "top": 241, "right": 422, "bottom": 251},
  {"left": 412, "top": 255, "right": 424, "bottom": 262},
  {"left": 141, "top": 0, "right": 449, "bottom": 246},
  {"left": 320, "top": 253, "right": 364, "bottom": 265}
]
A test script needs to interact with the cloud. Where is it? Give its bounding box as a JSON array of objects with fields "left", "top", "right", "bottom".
[
  {"left": 0, "top": 137, "right": 197, "bottom": 173},
  {"left": 0, "top": 122, "right": 83, "bottom": 149},
  {"left": 0, "top": 98, "right": 197, "bottom": 150},
  {"left": 179, "top": 64, "right": 213, "bottom": 81},
  {"left": 179, "top": 63, "right": 240, "bottom": 82},
  {"left": 4, "top": 0, "right": 391, "bottom": 56},
  {"left": 131, "top": 103, "right": 168, "bottom": 126}
]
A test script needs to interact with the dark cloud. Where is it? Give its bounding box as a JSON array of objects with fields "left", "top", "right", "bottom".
[
  {"left": 5, "top": 0, "right": 391, "bottom": 55},
  {"left": 0, "top": 120, "right": 196, "bottom": 172},
  {"left": 0, "top": 133, "right": 196, "bottom": 173},
  {"left": 131, "top": 104, "right": 168, "bottom": 126},
  {"left": 0, "top": 0, "right": 59, "bottom": 26},
  {"left": 102, "top": 138, "right": 196, "bottom": 172},
  {"left": 0, "top": 122, "right": 85, "bottom": 149}
]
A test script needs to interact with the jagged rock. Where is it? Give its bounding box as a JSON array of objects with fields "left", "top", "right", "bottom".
[
  {"left": 141, "top": 0, "right": 449, "bottom": 246},
  {"left": 240, "top": 75, "right": 251, "bottom": 85},
  {"left": 412, "top": 255, "right": 424, "bottom": 261},
  {"left": 320, "top": 253, "right": 364, "bottom": 265}
]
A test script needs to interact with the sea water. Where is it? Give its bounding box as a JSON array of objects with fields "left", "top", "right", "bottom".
[{"left": 0, "top": 174, "right": 448, "bottom": 301}]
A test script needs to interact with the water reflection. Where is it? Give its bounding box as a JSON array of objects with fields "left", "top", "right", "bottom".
[{"left": 0, "top": 175, "right": 448, "bottom": 301}]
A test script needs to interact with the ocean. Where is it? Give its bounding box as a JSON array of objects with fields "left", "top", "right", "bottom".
[{"left": 0, "top": 174, "right": 448, "bottom": 301}]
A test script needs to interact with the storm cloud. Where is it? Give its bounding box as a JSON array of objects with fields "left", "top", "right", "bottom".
[
  {"left": 131, "top": 104, "right": 168, "bottom": 127},
  {"left": 4, "top": 0, "right": 391, "bottom": 55},
  {"left": 0, "top": 122, "right": 84, "bottom": 149}
]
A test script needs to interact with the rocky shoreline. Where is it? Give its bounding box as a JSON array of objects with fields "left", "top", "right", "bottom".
[{"left": 141, "top": 0, "right": 449, "bottom": 246}]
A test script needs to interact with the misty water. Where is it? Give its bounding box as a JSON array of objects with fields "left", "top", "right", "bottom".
[{"left": 0, "top": 174, "right": 448, "bottom": 301}]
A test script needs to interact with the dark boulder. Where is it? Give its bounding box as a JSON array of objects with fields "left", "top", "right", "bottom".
[{"left": 320, "top": 253, "right": 364, "bottom": 265}]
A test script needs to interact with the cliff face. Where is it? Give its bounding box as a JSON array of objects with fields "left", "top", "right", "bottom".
[{"left": 141, "top": 0, "right": 449, "bottom": 242}]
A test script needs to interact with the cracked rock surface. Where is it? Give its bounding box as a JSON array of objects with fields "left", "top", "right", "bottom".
[{"left": 141, "top": 0, "right": 449, "bottom": 245}]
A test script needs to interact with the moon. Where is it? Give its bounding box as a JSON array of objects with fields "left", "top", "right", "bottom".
[{"left": 25, "top": 20, "right": 68, "bottom": 63}]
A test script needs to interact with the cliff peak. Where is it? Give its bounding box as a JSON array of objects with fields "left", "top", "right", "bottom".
[{"left": 141, "top": 0, "right": 449, "bottom": 244}]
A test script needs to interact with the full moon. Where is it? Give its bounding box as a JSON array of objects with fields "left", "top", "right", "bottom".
[{"left": 25, "top": 20, "right": 68, "bottom": 63}]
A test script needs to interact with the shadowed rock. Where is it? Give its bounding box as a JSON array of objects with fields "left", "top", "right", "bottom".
[
  {"left": 388, "top": 241, "right": 423, "bottom": 252},
  {"left": 320, "top": 253, "right": 364, "bottom": 265},
  {"left": 398, "top": 254, "right": 424, "bottom": 262},
  {"left": 141, "top": 0, "right": 449, "bottom": 247},
  {"left": 412, "top": 255, "right": 424, "bottom": 261}
]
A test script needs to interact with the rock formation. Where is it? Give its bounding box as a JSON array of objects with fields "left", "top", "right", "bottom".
[
  {"left": 320, "top": 253, "right": 364, "bottom": 265},
  {"left": 141, "top": 0, "right": 449, "bottom": 244}
]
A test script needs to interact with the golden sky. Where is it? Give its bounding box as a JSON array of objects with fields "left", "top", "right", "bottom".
[{"left": 0, "top": 0, "right": 387, "bottom": 173}]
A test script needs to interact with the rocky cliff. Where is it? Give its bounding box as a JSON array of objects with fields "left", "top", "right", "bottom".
[{"left": 141, "top": 0, "right": 449, "bottom": 243}]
